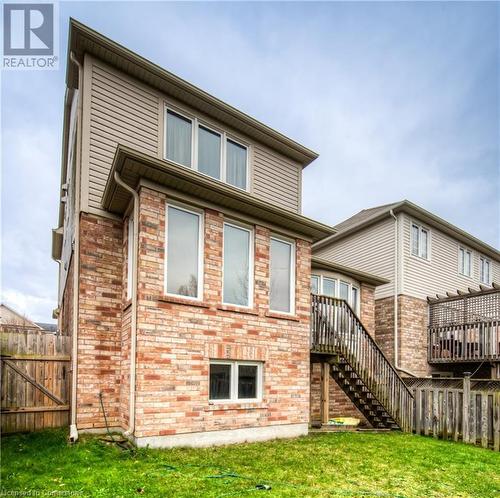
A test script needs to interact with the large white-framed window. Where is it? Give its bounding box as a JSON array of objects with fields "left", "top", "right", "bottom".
[
  {"left": 270, "top": 236, "right": 295, "bottom": 314},
  {"left": 480, "top": 256, "right": 491, "bottom": 285},
  {"left": 311, "top": 274, "right": 360, "bottom": 314},
  {"left": 411, "top": 222, "right": 430, "bottom": 260},
  {"left": 209, "top": 360, "right": 263, "bottom": 402},
  {"left": 459, "top": 246, "right": 472, "bottom": 277},
  {"left": 222, "top": 221, "right": 254, "bottom": 308},
  {"left": 164, "top": 104, "right": 249, "bottom": 191},
  {"left": 164, "top": 202, "right": 204, "bottom": 299},
  {"left": 126, "top": 215, "right": 134, "bottom": 300}
]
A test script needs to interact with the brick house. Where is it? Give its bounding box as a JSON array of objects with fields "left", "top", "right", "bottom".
[
  {"left": 313, "top": 200, "right": 500, "bottom": 380},
  {"left": 52, "top": 20, "right": 427, "bottom": 445}
]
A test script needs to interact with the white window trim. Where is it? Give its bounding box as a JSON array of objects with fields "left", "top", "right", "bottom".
[
  {"left": 164, "top": 103, "right": 250, "bottom": 192},
  {"left": 126, "top": 215, "right": 134, "bottom": 300},
  {"left": 209, "top": 360, "right": 263, "bottom": 403},
  {"left": 222, "top": 220, "right": 254, "bottom": 308},
  {"left": 311, "top": 274, "right": 360, "bottom": 315},
  {"left": 269, "top": 235, "right": 296, "bottom": 315},
  {"left": 479, "top": 256, "right": 492, "bottom": 285},
  {"left": 458, "top": 245, "right": 473, "bottom": 278},
  {"left": 164, "top": 201, "right": 204, "bottom": 301},
  {"left": 410, "top": 221, "right": 431, "bottom": 261}
]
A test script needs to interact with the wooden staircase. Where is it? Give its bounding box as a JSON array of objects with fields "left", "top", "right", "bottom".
[{"left": 311, "top": 294, "right": 413, "bottom": 431}]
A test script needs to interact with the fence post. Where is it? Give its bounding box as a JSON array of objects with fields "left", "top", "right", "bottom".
[{"left": 462, "top": 372, "right": 471, "bottom": 443}]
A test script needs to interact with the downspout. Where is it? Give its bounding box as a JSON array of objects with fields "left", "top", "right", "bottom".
[
  {"left": 390, "top": 210, "right": 399, "bottom": 372},
  {"left": 390, "top": 209, "right": 418, "bottom": 378},
  {"left": 69, "top": 52, "right": 82, "bottom": 442},
  {"left": 113, "top": 171, "right": 139, "bottom": 438}
]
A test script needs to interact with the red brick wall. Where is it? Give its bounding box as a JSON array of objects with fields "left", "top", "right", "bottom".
[
  {"left": 398, "top": 295, "right": 429, "bottom": 376},
  {"left": 360, "top": 284, "right": 375, "bottom": 336},
  {"left": 76, "top": 213, "right": 123, "bottom": 429},
  {"left": 131, "top": 187, "right": 312, "bottom": 438},
  {"left": 374, "top": 295, "right": 430, "bottom": 376}
]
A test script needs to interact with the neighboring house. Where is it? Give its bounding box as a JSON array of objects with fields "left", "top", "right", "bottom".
[
  {"left": 1, "top": 304, "right": 40, "bottom": 328},
  {"left": 0, "top": 304, "right": 57, "bottom": 333},
  {"left": 313, "top": 200, "right": 500, "bottom": 379}
]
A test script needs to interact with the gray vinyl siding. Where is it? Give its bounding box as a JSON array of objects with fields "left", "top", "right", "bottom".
[
  {"left": 84, "top": 59, "right": 302, "bottom": 213},
  {"left": 87, "top": 60, "right": 160, "bottom": 210},
  {"left": 401, "top": 214, "right": 500, "bottom": 299},
  {"left": 314, "top": 217, "right": 396, "bottom": 299},
  {"left": 252, "top": 146, "right": 301, "bottom": 212}
]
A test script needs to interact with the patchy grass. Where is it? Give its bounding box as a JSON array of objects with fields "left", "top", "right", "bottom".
[{"left": 1, "top": 429, "right": 499, "bottom": 497}]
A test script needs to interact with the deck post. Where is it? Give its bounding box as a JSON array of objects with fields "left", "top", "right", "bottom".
[{"left": 320, "top": 362, "right": 330, "bottom": 425}]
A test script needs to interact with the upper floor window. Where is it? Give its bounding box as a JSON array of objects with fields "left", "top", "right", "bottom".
[
  {"left": 311, "top": 274, "right": 359, "bottom": 314},
  {"left": 164, "top": 204, "right": 203, "bottom": 299},
  {"left": 165, "top": 106, "right": 248, "bottom": 190},
  {"left": 459, "top": 246, "right": 472, "bottom": 277},
  {"left": 480, "top": 256, "right": 491, "bottom": 284},
  {"left": 223, "top": 222, "right": 253, "bottom": 307},
  {"left": 411, "top": 222, "right": 429, "bottom": 260},
  {"left": 270, "top": 236, "right": 295, "bottom": 314}
]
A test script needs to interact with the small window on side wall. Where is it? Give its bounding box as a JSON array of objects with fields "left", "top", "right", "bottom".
[
  {"left": 459, "top": 247, "right": 472, "bottom": 277},
  {"left": 480, "top": 257, "right": 491, "bottom": 285},
  {"left": 311, "top": 275, "right": 320, "bottom": 295},
  {"left": 209, "top": 361, "right": 262, "bottom": 402},
  {"left": 411, "top": 222, "right": 430, "bottom": 260}
]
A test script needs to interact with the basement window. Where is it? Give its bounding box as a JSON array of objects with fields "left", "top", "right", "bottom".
[{"left": 209, "top": 360, "right": 262, "bottom": 402}]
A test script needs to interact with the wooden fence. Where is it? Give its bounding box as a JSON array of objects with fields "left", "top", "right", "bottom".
[
  {"left": 405, "top": 377, "right": 500, "bottom": 451},
  {"left": 1, "top": 329, "right": 71, "bottom": 433}
]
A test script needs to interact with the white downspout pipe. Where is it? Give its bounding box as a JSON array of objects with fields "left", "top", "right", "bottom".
[
  {"left": 113, "top": 171, "right": 139, "bottom": 438},
  {"left": 390, "top": 209, "right": 418, "bottom": 378},
  {"left": 69, "top": 52, "right": 82, "bottom": 442},
  {"left": 390, "top": 210, "right": 400, "bottom": 371}
]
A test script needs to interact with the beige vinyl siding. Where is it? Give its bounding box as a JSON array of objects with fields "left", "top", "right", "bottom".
[
  {"left": 401, "top": 213, "right": 500, "bottom": 299},
  {"left": 84, "top": 58, "right": 302, "bottom": 213},
  {"left": 87, "top": 59, "right": 160, "bottom": 210},
  {"left": 252, "top": 146, "right": 301, "bottom": 212},
  {"left": 314, "top": 218, "right": 395, "bottom": 299}
]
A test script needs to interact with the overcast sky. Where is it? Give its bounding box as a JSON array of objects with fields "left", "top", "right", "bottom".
[{"left": 1, "top": 1, "right": 498, "bottom": 322}]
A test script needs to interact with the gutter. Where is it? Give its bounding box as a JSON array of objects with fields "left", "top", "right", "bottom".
[
  {"left": 69, "top": 51, "right": 82, "bottom": 442},
  {"left": 113, "top": 171, "right": 139, "bottom": 438}
]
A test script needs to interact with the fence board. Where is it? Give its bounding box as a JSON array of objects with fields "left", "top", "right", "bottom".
[
  {"left": 1, "top": 329, "right": 70, "bottom": 434},
  {"left": 408, "top": 376, "right": 500, "bottom": 451}
]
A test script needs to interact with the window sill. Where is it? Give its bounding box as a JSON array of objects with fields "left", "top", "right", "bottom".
[
  {"left": 205, "top": 401, "right": 268, "bottom": 412},
  {"left": 216, "top": 304, "right": 259, "bottom": 316},
  {"left": 158, "top": 295, "right": 210, "bottom": 308},
  {"left": 265, "top": 311, "right": 300, "bottom": 322}
]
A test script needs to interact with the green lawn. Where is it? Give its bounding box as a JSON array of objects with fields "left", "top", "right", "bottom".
[{"left": 1, "top": 429, "right": 499, "bottom": 498}]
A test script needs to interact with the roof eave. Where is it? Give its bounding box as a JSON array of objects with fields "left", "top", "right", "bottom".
[
  {"left": 103, "top": 146, "right": 335, "bottom": 243},
  {"left": 311, "top": 256, "right": 390, "bottom": 287}
]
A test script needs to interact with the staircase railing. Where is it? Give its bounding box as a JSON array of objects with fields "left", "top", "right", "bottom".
[{"left": 311, "top": 294, "right": 414, "bottom": 432}]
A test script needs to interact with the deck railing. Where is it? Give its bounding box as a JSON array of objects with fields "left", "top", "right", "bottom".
[
  {"left": 428, "top": 320, "right": 500, "bottom": 363},
  {"left": 311, "top": 294, "right": 414, "bottom": 432}
]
